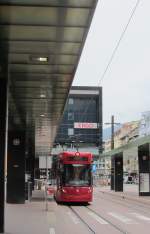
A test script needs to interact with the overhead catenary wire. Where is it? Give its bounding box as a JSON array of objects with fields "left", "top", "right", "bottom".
[
  {"left": 75, "top": 0, "right": 141, "bottom": 123},
  {"left": 57, "top": 0, "right": 141, "bottom": 147},
  {"left": 98, "top": 0, "right": 141, "bottom": 86}
]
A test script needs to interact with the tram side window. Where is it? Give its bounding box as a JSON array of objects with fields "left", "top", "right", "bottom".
[{"left": 59, "top": 164, "right": 64, "bottom": 185}]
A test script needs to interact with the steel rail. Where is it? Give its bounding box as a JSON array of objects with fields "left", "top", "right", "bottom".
[
  {"left": 98, "top": 191, "right": 150, "bottom": 216},
  {"left": 68, "top": 205, "right": 96, "bottom": 234},
  {"left": 85, "top": 206, "right": 129, "bottom": 234}
]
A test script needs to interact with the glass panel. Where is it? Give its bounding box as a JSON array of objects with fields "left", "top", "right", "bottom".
[
  {"left": 0, "top": 6, "right": 58, "bottom": 25},
  {"left": 68, "top": 112, "right": 74, "bottom": 120},
  {"left": 63, "top": 164, "right": 91, "bottom": 186},
  {"left": 69, "top": 98, "right": 74, "bottom": 104},
  {"left": 68, "top": 128, "right": 74, "bottom": 135},
  {"left": 1, "top": 0, "right": 93, "bottom": 7}
]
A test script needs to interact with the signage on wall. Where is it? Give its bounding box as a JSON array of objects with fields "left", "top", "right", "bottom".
[
  {"left": 142, "top": 155, "right": 147, "bottom": 161},
  {"left": 140, "top": 173, "right": 149, "bottom": 192},
  {"left": 74, "top": 122, "right": 98, "bottom": 129},
  {"left": 13, "top": 138, "right": 20, "bottom": 146},
  {"left": 92, "top": 164, "right": 97, "bottom": 173}
]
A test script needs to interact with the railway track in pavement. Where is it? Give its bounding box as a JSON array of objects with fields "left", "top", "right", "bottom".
[{"left": 67, "top": 205, "right": 128, "bottom": 234}]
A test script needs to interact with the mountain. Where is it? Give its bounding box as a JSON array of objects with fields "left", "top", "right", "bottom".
[{"left": 103, "top": 125, "right": 122, "bottom": 141}]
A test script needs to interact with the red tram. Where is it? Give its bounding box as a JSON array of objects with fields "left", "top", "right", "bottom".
[{"left": 55, "top": 151, "right": 93, "bottom": 203}]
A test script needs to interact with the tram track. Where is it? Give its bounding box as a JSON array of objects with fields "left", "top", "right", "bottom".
[
  {"left": 97, "top": 191, "right": 150, "bottom": 216},
  {"left": 68, "top": 205, "right": 96, "bottom": 234},
  {"left": 85, "top": 206, "right": 129, "bottom": 234},
  {"left": 67, "top": 205, "right": 129, "bottom": 234}
]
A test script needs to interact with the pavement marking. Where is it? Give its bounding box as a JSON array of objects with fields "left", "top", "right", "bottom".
[
  {"left": 108, "top": 212, "right": 138, "bottom": 224},
  {"left": 49, "top": 227, "right": 55, "bottom": 234},
  {"left": 130, "top": 212, "right": 150, "bottom": 221},
  {"left": 67, "top": 211, "right": 80, "bottom": 224},
  {"left": 47, "top": 212, "right": 56, "bottom": 226},
  {"left": 88, "top": 211, "right": 108, "bottom": 224}
]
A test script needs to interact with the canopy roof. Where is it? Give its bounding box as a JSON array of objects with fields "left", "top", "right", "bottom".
[{"left": 0, "top": 0, "right": 98, "bottom": 156}]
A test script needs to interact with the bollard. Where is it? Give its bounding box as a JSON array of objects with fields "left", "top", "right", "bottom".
[
  {"left": 45, "top": 183, "right": 48, "bottom": 211},
  {"left": 28, "top": 181, "right": 32, "bottom": 202}
]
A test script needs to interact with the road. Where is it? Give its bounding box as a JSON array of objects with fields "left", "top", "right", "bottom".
[{"left": 47, "top": 187, "right": 150, "bottom": 234}]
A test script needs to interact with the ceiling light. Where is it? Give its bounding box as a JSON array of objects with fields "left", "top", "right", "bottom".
[
  {"left": 37, "top": 57, "right": 48, "bottom": 62},
  {"left": 40, "top": 94, "right": 46, "bottom": 98},
  {"left": 40, "top": 114, "right": 45, "bottom": 117},
  {"left": 30, "top": 56, "right": 48, "bottom": 62}
]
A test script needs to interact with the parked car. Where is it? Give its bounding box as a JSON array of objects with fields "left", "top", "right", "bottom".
[{"left": 124, "top": 175, "right": 134, "bottom": 184}]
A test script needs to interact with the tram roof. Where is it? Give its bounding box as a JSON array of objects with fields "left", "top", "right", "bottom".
[
  {"left": 0, "top": 0, "right": 98, "bottom": 156},
  {"left": 61, "top": 151, "right": 93, "bottom": 156},
  {"left": 59, "top": 151, "right": 93, "bottom": 164}
]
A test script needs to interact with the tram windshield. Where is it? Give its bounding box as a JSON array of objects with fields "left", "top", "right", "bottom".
[{"left": 63, "top": 164, "right": 91, "bottom": 186}]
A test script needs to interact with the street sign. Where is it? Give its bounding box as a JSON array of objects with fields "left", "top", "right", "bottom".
[{"left": 92, "top": 164, "right": 97, "bottom": 173}]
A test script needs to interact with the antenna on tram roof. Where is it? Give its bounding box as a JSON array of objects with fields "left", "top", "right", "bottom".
[{"left": 69, "top": 134, "right": 83, "bottom": 153}]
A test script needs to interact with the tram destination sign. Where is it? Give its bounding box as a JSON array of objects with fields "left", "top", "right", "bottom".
[{"left": 68, "top": 156, "right": 88, "bottom": 161}]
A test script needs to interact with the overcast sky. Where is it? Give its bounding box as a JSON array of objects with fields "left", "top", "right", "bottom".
[{"left": 73, "top": 0, "right": 150, "bottom": 126}]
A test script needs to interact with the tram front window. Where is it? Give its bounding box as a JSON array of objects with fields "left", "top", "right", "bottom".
[{"left": 63, "top": 164, "right": 91, "bottom": 186}]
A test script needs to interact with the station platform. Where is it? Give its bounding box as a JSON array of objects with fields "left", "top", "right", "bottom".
[
  {"left": 99, "top": 184, "right": 150, "bottom": 205},
  {"left": 6, "top": 201, "right": 50, "bottom": 234},
  {"left": 5, "top": 185, "right": 150, "bottom": 234},
  {"left": 5, "top": 190, "right": 54, "bottom": 234}
]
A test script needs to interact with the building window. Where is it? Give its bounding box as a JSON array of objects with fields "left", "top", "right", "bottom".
[
  {"left": 68, "top": 128, "right": 74, "bottom": 136},
  {"left": 68, "top": 112, "right": 74, "bottom": 120},
  {"left": 68, "top": 98, "right": 74, "bottom": 105}
]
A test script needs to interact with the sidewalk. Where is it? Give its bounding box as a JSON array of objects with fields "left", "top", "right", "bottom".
[
  {"left": 5, "top": 190, "right": 54, "bottom": 234},
  {"left": 98, "top": 184, "right": 150, "bottom": 205}
]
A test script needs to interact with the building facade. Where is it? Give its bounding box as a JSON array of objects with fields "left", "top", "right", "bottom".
[
  {"left": 35, "top": 86, "right": 102, "bottom": 179},
  {"left": 54, "top": 86, "right": 103, "bottom": 152},
  {"left": 104, "top": 121, "right": 140, "bottom": 152},
  {"left": 139, "top": 111, "right": 150, "bottom": 137}
]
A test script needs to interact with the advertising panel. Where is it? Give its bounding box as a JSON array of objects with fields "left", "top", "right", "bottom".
[
  {"left": 140, "top": 173, "right": 149, "bottom": 192},
  {"left": 74, "top": 122, "right": 98, "bottom": 129},
  {"left": 39, "top": 156, "right": 52, "bottom": 169}
]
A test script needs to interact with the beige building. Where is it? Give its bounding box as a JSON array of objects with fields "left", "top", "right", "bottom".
[{"left": 104, "top": 121, "right": 140, "bottom": 152}]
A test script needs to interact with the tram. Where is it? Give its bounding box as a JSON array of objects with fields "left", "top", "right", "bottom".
[{"left": 54, "top": 151, "right": 93, "bottom": 203}]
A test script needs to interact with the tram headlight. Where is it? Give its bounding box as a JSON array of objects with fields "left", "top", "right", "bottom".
[
  {"left": 62, "top": 188, "right": 67, "bottom": 193},
  {"left": 88, "top": 188, "right": 92, "bottom": 193}
]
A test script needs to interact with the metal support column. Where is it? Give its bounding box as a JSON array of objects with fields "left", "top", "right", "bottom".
[
  {"left": 111, "top": 156, "right": 115, "bottom": 190},
  {"left": 138, "top": 143, "right": 150, "bottom": 196},
  {"left": 98, "top": 87, "right": 103, "bottom": 153},
  {"left": 7, "top": 131, "right": 25, "bottom": 203},
  {"left": 0, "top": 79, "right": 8, "bottom": 233},
  {"left": 111, "top": 115, "right": 114, "bottom": 150},
  {"left": 114, "top": 153, "right": 123, "bottom": 192},
  {"left": 45, "top": 155, "right": 48, "bottom": 211}
]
